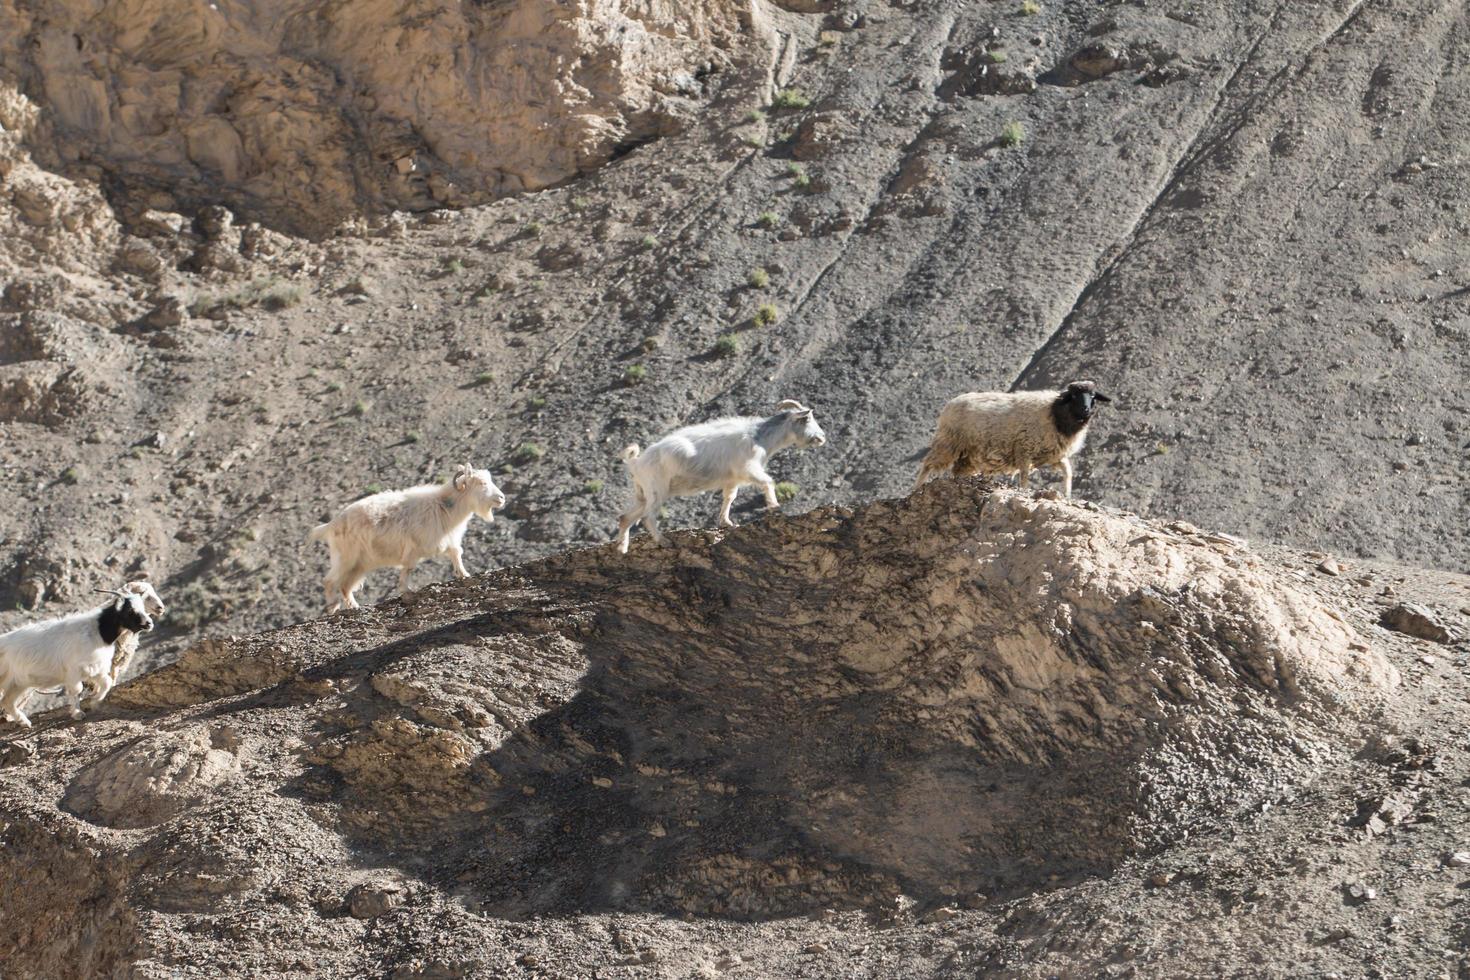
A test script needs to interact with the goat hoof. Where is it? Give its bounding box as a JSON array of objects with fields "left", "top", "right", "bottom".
[{"left": 69, "top": 708, "right": 85, "bottom": 720}]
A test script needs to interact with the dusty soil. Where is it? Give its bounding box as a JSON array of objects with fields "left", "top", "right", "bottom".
[
  {"left": 2, "top": 481, "right": 1467, "bottom": 978},
  {"left": 2, "top": 0, "right": 1469, "bottom": 974}
]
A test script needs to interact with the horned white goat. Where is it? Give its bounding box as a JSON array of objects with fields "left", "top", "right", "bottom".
[
  {"left": 108, "top": 580, "right": 166, "bottom": 686},
  {"left": 616, "top": 399, "right": 827, "bottom": 554},
  {"left": 309, "top": 462, "right": 507, "bottom": 613},
  {"left": 913, "top": 380, "right": 1112, "bottom": 497},
  {"left": 0, "top": 589, "right": 154, "bottom": 728}
]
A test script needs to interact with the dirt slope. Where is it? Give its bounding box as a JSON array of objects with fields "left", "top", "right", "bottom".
[
  {"left": 0, "top": 0, "right": 1467, "bottom": 666},
  {"left": 4, "top": 481, "right": 1466, "bottom": 978}
]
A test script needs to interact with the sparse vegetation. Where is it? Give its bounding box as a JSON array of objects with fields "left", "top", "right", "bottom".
[
  {"left": 754, "top": 304, "right": 779, "bottom": 327},
  {"left": 819, "top": 30, "right": 842, "bottom": 47},
  {"left": 364, "top": 483, "right": 384, "bottom": 495},
  {"left": 404, "top": 431, "right": 422, "bottom": 444},
  {"left": 775, "top": 482, "right": 800, "bottom": 503},
  {"left": 1155, "top": 442, "right": 1171, "bottom": 456},
  {"left": 513, "top": 442, "right": 545, "bottom": 464},
  {"left": 757, "top": 211, "right": 780, "bottom": 229},
  {"left": 745, "top": 109, "right": 766, "bottom": 124},
  {"left": 584, "top": 480, "right": 605, "bottom": 494},
  {"left": 191, "top": 277, "right": 307, "bottom": 316},
  {"left": 326, "top": 381, "right": 343, "bottom": 393},
  {"left": 794, "top": 171, "right": 812, "bottom": 190},
  {"left": 1001, "top": 121, "right": 1025, "bottom": 147},
  {"left": 527, "top": 395, "right": 547, "bottom": 410},
  {"left": 988, "top": 50, "right": 1009, "bottom": 64},
  {"left": 350, "top": 400, "right": 370, "bottom": 418},
  {"left": 258, "top": 281, "right": 306, "bottom": 311},
  {"left": 748, "top": 268, "right": 770, "bottom": 289},
  {"left": 523, "top": 221, "right": 543, "bottom": 238},
  {"left": 59, "top": 466, "right": 79, "bottom": 486},
  {"left": 639, "top": 234, "right": 658, "bottom": 251},
  {"left": 641, "top": 336, "right": 660, "bottom": 352},
  {"left": 445, "top": 258, "right": 464, "bottom": 274},
  {"left": 713, "top": 334, "right": 741, "bottom": 358},
  {"left": 771, "top": 89, "right": 811, "bottom": 111},
  {"left": 1021, "top": 0, "right": 1041, "bottom": 13},
  {"left": 624, "top": 364, "right": 649, "bottom": 386},
  {"left": 473, "top": 371, "right": 494, "bottom": 386}
]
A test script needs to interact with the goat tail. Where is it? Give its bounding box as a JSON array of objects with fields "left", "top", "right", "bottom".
[
  {"left": 620, "top": 444, "right": 641, "bottom": 464},
  {"left": 308, "top": 522, "right": 332, "bottom": 544}
]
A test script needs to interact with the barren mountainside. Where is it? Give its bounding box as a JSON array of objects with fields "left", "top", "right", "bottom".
[
  {"left": 2, "top": 0, "right": 1470, "bottom": 975},
  {"left": 3, "top": 482, "right": 1468, "bottom": 977}
]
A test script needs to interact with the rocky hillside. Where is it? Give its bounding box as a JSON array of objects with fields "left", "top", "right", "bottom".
[
  {"left": 6, "top": 481, "right": 1468, "bottom": 978},
  {"left": 0, "top": 0, "right": 1466, "bottom": 667}
]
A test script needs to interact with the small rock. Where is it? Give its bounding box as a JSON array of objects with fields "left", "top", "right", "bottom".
[
  {"left": 1392, "top": 459, "right": 1410, "bottom": 472},
  {"left": 516, "top": 954, "right": 539, "bottom": 967},
  {"left": 1035, "top": 488, "right": 1063, "bottom": 501},
  {"left": 0, "top": 741, "right": 35, "bottom": 767},
  {"left": 920, "top": 906, "right": 957, "bottom": 924},
  {"left": 1317, "top": 559, "right": 1341, "bottom": 576},
  {"left": 347, "top": 880, "right": 406, "bottom": 919},
  {"left": 591, "top": 776, "right": 613, "bottom": 788},
  {"left": 1381, "top": 603, "right": 1452, "bottom": 643},
  {"left": 802, "top": 943, "right": 827, "bottom": 955},
  {"left": 1445, "top": 852, "right": 1470, "bottom": 868},
  {"left": 1345, "top": 880, "right": 1377, "bottom": 902},
  {"left": 1149, "top": 871, "right": 1176, "bottom": 887},
  {"left": 638, "top": 951, "right": 658, "bottom": 964},
  {"left": 142, "top": 296, "right": 187, "bottom": 330}
]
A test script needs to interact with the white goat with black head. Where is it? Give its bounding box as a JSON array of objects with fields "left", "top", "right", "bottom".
[
  {"left": 309, "top": 462, "right": 507, "bottom": 613},
  {"left": 0, "top": 588, "right": 154, "bottom": 728},
  {"left": 914, "top": 380, "right": 1112, "bottom": 497},
  {"left": 616, "top": 399, "right": 827, "bottom": 554},
  {"left": 109, "top": 580, "right": 166, "bottom": 686}
]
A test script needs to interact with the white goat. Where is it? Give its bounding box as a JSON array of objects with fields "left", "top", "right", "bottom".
[
  {"left": 616, "top": 399, "right": 827, "bottom": 554},
  {"left": 914, "top": 380, "right": 1111, "bottom": 497},
  {"left": 109, "top": 580, "right": 166, "bottom": 686},
  {"left": 309, "top": 462, "right": 507, "bottom": 613},
  {"left": 0, "top": 589, "right": 155, "bottom": 728}
]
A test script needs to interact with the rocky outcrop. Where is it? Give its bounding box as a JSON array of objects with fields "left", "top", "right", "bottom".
[
  {"left": 0, "top": 482, "right": 1404, "bottom": 974},
  {"left": 0, "top": 0, "right": 755, "bottom": 235}
]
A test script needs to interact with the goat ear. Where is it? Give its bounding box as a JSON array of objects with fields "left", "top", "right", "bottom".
[
  {"left": 1093, "top": 392, "right": 1112, "bottom": 403},
  {"left": 454, "top": 468, "right": 470, "bottom": 491},
  {"left": 775, "top": 399, "right": 805, "bottom": 412}
]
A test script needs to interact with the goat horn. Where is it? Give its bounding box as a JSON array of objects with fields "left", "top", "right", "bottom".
[{"left": 92, "top": 588, "right": 128, "bottom": 598}]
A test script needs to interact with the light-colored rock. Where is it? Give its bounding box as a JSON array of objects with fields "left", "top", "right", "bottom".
[
  {"left": 0, "top": 0, "right": 753, "bottom": 234},
  {"left": 62, "top": 725, "right": 244, "bottom": 829}
]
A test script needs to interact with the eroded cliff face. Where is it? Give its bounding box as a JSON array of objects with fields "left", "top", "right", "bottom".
[
  {"left": 0, "top": 0, "right": 752, "bottom": 235},
  {"left": 0, "top": 482, "right": 1418, "bottom": 977}
]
